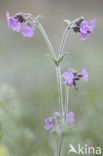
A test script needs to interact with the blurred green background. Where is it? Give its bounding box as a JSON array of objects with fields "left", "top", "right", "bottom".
[{"left": 0, "top": 0, "right": 103, "bottom": 155}]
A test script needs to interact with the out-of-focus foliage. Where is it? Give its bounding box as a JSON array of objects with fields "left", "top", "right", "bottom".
[
  {"left": 0, "top": 0, "right": 103, "bottom": 155},
  {"left": 0, "top": 146, "right": 8, "bottom": 156}
]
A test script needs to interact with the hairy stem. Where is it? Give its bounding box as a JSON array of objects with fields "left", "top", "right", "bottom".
[
  {"left": 59, "top": 26, "right": 70, "bottom": 56},
  {"left": 56, "top": 66, "right": 64, "bottom": 122},
  {"left": 58, "top": 136, "right": 63, "bottom": 156},
  {"left": 37, "top": 21, "right": 64, "bottom": 120},
  {"left": 37, "top": 22, "right": 56, "bottom": 58},
  {"left": 36, "top": 19, "right": 71, "bottom": 156},
  {"left": 37, "top": 21, "right": 64, "bottom": 123},
  {"left": 65, "top": 85, "right": 69, "bottom": 117}
]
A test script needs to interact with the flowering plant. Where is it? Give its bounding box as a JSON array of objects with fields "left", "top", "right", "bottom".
[{"left": 6, "top": 12, "right": 95, "bottom": 156}]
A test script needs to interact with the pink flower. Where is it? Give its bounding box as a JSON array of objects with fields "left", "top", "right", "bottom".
[
  {"left": 62, "top": 69, "right": 88, "bottom": 90},
  {"left": 66, "top": 112, "right": 75, "bottom": 123},
  {"left": 44, "top": 118, "right": 53, "bottom": 130},
  {"left": 81, "top": 69, "right": 88, "bottom": 82},
  {"left": 62, "top": 72, "right": 74, "bottom": 85},
  {"left": 21, "top": 25, "right": 34, "bottom": 37},
  {"left": 6, "top": 11, "right": 21, "bottom": 32},
  {"left": 80, "top": 19, "right": 96, "bottom": 40}
]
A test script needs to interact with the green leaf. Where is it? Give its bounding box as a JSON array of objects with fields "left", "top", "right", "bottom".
[
  {"left": 57, "top": 53, "right": 67, "bottom": 65},
  {"left": 47, "top": 55, "right": 58, "bottom": 66},
  {"left": 47, "top": 53, "right": 68, "bottom": 66}
]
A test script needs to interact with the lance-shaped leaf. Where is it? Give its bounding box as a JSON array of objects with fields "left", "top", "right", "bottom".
[{"left": 47, "top": 53, "right": 68, "bottom": 66}]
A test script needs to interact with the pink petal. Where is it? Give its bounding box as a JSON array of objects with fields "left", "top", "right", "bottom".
[
  {"left": 81, "top": 33, "right": 88, "bottom": 40},
  {"left": 90, "top": 18, "right": 96, "bottom": 28},
  {"left": 6, "top": 11, "right": 9, "bottom": 18},
  {"left": 67, "top": 112, "right": 75, "bottom": 123}
]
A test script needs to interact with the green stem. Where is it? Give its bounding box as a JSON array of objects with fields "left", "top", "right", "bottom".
[
  {"left": 59, "top": 26, "right": 70, "bottom": 56},
  {"left": 37, "top": 22, "right": 56, "bottom": 58},
  {"left": 65, "top": 85, "right": 69, "bottom": 116},
  {"left": 36, "top": 22, "right": 65, "bottom": 156},
  {"left": 56, "top": 66, "right": 64, "bottom": 122},
  {"left": 53, "top": 138, "right": 58, "bottom": 156},
  {"left": 58, "top": 136, "right": 63, "bottom": 156},
  {"left": 37, "top": 21, "right": 64, "bottom": 121}
]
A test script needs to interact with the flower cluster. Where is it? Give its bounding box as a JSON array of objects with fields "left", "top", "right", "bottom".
[
  {"left": 6, "top": 12, "right": 35, "bottom": 37},
  {"left": 72, "top": 17, "right": 96, "bottom": 40},
  {"left": 62, "top": 69, "right": 88, "bottom": 90},
  {"left": 6, "top": 12, "right": 96, "bottom": 41},
  {"left": 44, "top": 112, "right": 74, "bottom": 137}
]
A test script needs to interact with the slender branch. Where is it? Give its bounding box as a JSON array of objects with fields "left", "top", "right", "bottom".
[
  {"left": 58, "top": 24, "right": 71, "bottom": 123},
  {"left": 35, "top": 18, "right": 70, "bottom": 156},
  {"left": 65, "top": 85, "right": 69, "bottom": 117},
  {"left": 37, "top": 22, "right": 56, "bottom": 58},
  {"left": 59, "top": 26, "right": 70, "bottom": 56},
  {"left": 36, "top": 21, "right": 64, "bottom": 123}
]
